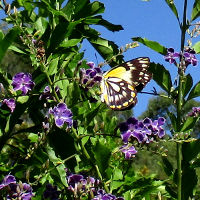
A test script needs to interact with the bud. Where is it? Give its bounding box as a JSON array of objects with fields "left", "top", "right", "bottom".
[
  {"left": 5, "top": 3, "right": 11, "bottom": 14},
  {"left": 13, "top": 6, "right": 18, "bottom": 16}
]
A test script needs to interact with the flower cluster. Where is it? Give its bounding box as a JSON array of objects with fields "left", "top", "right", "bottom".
[
  {"left": 0, "top": 175, "right": 33, "bottom": 200},
  {"left": 66, "top": 172, "right": 124, "bottom": 200},
  {"left": 12, "top": 72, "right": 35, "bottom": 95},
  {"left": 43, "top": 184, "right": 61, "bottom": 200},
  {"left": 93, "top": 189, "right": 124, "bottom": 200},
  {"left": 49, "top": 103, "right": 73, "bottom": 128},
  {"left": 188, "top": 107, "right": 200, "bottom": 117},
  {"left": 2, "top": 98, "right": 16, "bottom": 113},
  {"left": 164, "top": 47, "right": 198, "bottom": 67},
  {"left": 67, "top": 173, "right": 100, "bottom": 198},
  {"left": 80, "top": 62, "right": 103, "bottom": 89},
  {"left": 119, "top": 117, "right": 166, "bottom": 159}
]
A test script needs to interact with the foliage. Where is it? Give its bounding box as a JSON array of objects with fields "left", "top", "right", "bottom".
[{"left": 0, "top": 0, "right": 200, "bottom": 200}]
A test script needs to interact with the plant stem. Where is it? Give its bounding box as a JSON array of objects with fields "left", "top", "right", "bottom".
[
  {"left": 177, "top": 142, "right": 182, "bottom": 200},
  {"left": 176, "top": 0, "right": 188, "bottom": 199}
]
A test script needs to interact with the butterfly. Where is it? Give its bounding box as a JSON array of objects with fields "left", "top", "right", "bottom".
[{"left": 100, "top": 57, "right": 151, "bottom": 110}]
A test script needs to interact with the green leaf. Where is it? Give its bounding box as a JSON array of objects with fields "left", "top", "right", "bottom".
[
  {"left": 149, "top": 63, "right": 172, "bottom": 94},
  {"left": 180, "top": 117, "right": 198, "bottom": 132},
  {"left": 17, "top": 96, "right": 29, "bottom": 104},
  {"left": 47, "top": 57, "right": 59, "bottom": 75},
  {"left": 67, "top": 81, "right": 81, "bottom": 108},
  {"left": 132, "top": 37, "right": 167, "bottom": 55},
  {"left": 113, "top": 168, "right": 123, "bottom": 180},
  {"left": 88, "top": 36, "right": 122, "bottom": 63},
  {"left": 111, "top": 181, "right": 124, "bottom": 191},
  {"left": 85, "top": 103, "right": 101, "bottom": 125},
  {"left": 46, "top": 144, "right": 68, "bottom": 187},
  {"left": 165, "top": 0, "right": 179, "bottom": 21},
  {"left": 182, "top": 74, "right": 193, "bottom": 98},
  {"left": 60, "top": 38, "right": 82, "bottom": 48},
  {"left": 193, "top": 41, "right": 200, "bottom": 54},
  {"left": 191, "top": 0, "right": 200, "bottom": 21},
  {"left": 187, "top": 81, "right": 200, "bottom": 100},
  {"left": 74, "top": 1, "right": 105, "bottom": 19},
  {"left": 0, "top": 27, "right": 21, "bottom": 63},
  {"left": 168, "top": 112, "right": 177, "bottom": 132},
  {"left": 84, "top": 15, "right": 123, "bottom": 32},
  {"left": 182, "top": 161, "right": 198, "bottom": 200},
  {"left": 39, "top": 0, "right": 69, "bottom": 20},
  {"left": 61, "top": 0, "right": 75, "bottom": 21},
  {"left": 48, "top": 20, "right": 81, "bottom": 53},
  {"left": 162, "top": 157, "right": 174, "bottom": 177},
  {"left": 28, "top": 133, "right": 39, "bottom": 143},
  {"left": 93, "top": 140, "right": 111, "bottom": 175},
  {"left": 8, "top": 45, "right": 26, "bottom": 54},
  {"left": 182, "top": 139, "right": 200, "bottom": 161},
  {"left": 34, "top": 17, "right": 48, "bottom": 35},
  {"left": 56, "top": 78, "right": 69, "bottom": 99}
]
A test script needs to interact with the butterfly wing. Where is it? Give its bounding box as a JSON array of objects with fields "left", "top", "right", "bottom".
[
  {"left": 101, "top": 76, "right": 138, "bottom": 110},
  {"left": 100, "top": 57, "right": 151, "bottom": 110}
]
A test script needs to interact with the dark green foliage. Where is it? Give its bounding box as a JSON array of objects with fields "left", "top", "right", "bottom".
[{"left": 0, "top": 0, "right": 200, "bottom": 199}]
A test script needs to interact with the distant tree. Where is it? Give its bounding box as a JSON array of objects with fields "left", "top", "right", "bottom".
[{"left": 0, "top": 23, "right": 32, "bottom": 75}]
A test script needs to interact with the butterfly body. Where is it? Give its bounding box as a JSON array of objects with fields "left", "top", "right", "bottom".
[{"left": 100, "top": 57, "right": 151, "bottom": 110}]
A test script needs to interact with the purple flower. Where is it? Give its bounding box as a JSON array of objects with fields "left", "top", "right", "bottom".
[
  {"left": 0, "top": 175, "right": 16, "bottom": 190},
  {"left": 2, "top": 98, "right": 16, "bottom": 112},
  {"left": 93, "top": 189, "right": 124, "bottom": 200},
  {"left": 164, "top": 48, "right": 180, "bottom": 64},
  {"left": 67, "top": 174, "right": 84, "bottom": 193},
  {"left": 183, "top": 48, "right": 198, "bottom": 66},
  {"left": 119, "top": 145, "right": 137, "bottom": 159},
  {"left": 43, "top": 184, "right": 60, "bottom": 200},
  {"left": 67, "top": 173, "right": 100, "bottom": 198},
  {"left": 0, "top": 175, "right": 33, "bottom": 200},
  {"left": 7, "top": 182, "right": 33, "bottom": 200},
  {"left": 49, "top": 103, "right": 73, "bottom": 128},
  {"left": 120, "top": 117, "right": 166, "bottom": 144},
  {"left": 80, "top": 62, "right": 103, "bottom": 88},
  {"left": 12, "top": 72, "right": 35, "bottom": 95}
]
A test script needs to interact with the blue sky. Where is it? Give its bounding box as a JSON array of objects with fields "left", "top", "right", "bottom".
[
  {"left": 82, "top": 0, "right": 200, "bottom": 117},
  {"left": 0, "top": 0, "right": 200, "bottom": 117}
]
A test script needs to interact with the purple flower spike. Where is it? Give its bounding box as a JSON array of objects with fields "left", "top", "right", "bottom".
[
  {"left": 49, "top": 103, "right": 73, "bottom": 128},
  {"left": 120, "top": 145, "right": 137, "bottom": 159},
  {"left": 0, "top": 175, "right": 16, "bottom": 190},
  {"left": 183, "top": 49, "right": 198, "bottom": 66},
  {"left": 2, "top": 98, "right": 16, "bottom": 112},
  {"left": 12, "top": 72, "right": 35, "bottom": 95},
  {"left": 164, "top": 48, "right": 180, "bottom": 64},
  {"left": 120, "top": 117, "right": 166, "bottom": 146}
]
